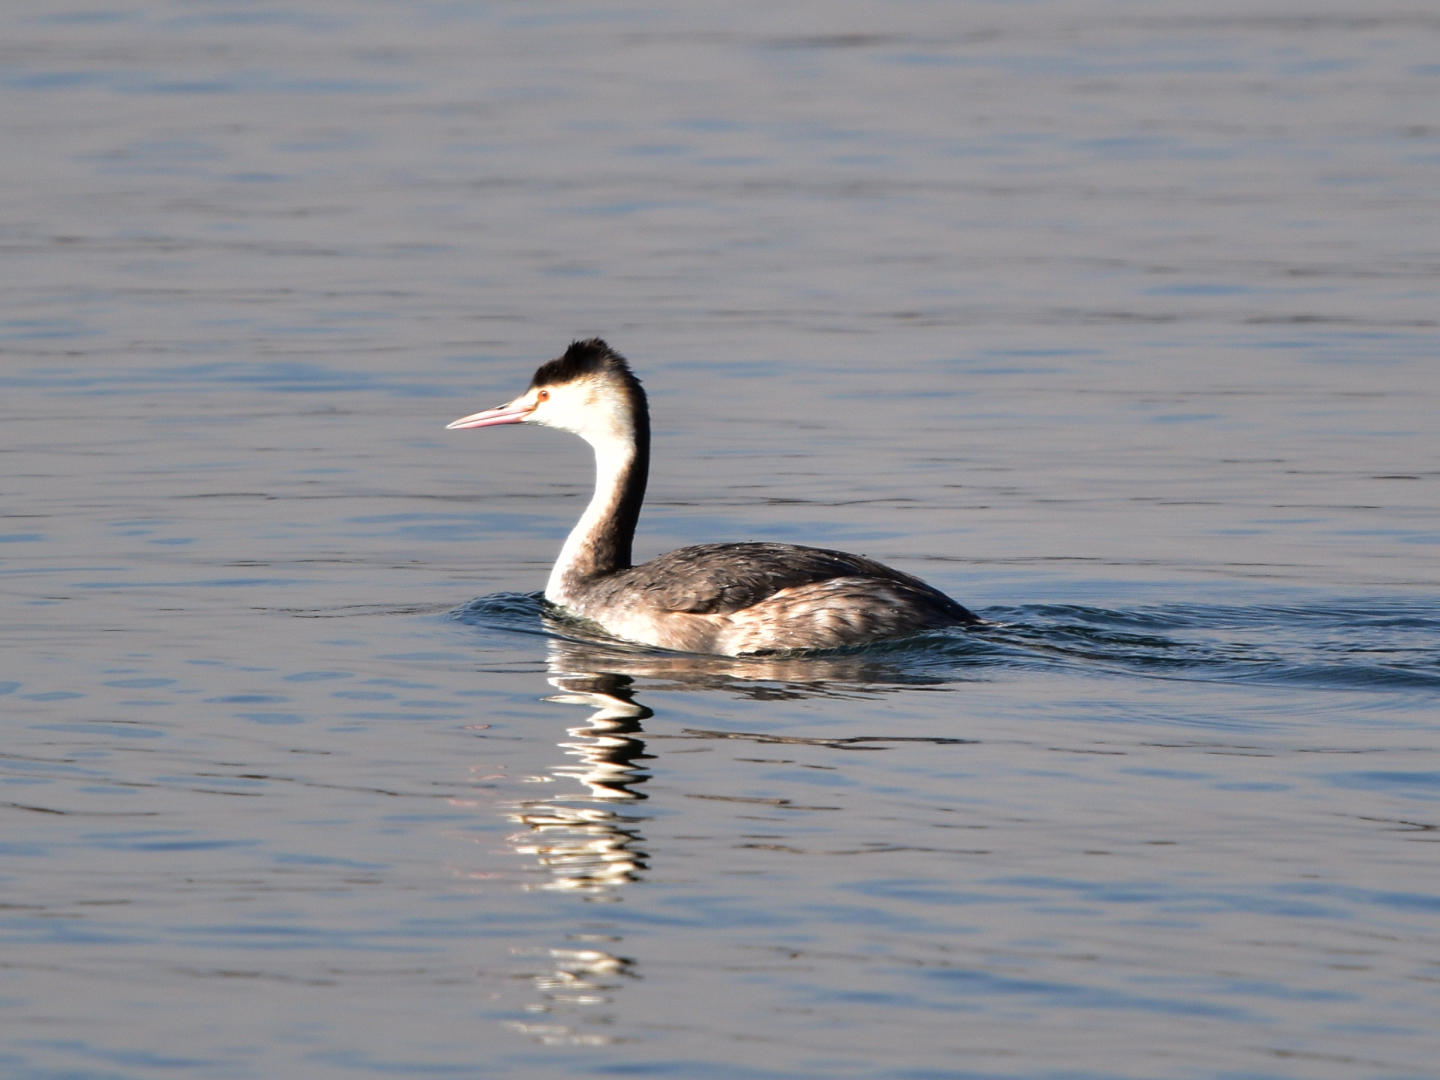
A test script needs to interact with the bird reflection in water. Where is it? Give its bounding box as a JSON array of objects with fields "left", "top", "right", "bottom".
[
  {"left": 503, "top": 653, "right": 653, "bottom": 1044},
  {"left": 512, "top": 668, "right": 653, "bottom": 892},
  {"left": 499, "top": 634, "right": 963, "bottom": 1044},
  {"left": 538, "top": 609, "right": 968, "bottom": 696}
]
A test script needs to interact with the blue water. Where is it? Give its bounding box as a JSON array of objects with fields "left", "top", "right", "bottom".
[{"left": 3, "top": 2, "right": 1439, "bottom": 1078}]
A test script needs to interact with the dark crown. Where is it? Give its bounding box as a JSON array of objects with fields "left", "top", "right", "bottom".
[{"left": 529, "top": 338, "right": 640, "bottom": 391}]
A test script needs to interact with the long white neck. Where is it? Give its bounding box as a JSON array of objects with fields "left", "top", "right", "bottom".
[{"left": 545, "top": 429, "right": 648, "bottom": 606}]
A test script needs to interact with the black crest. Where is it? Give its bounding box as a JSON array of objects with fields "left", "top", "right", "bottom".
[{"left": 529, "top": 338, "right": 641, "bottom": 394}]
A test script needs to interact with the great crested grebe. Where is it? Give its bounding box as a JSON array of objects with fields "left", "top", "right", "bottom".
[{"left": 448, "top": 339, "right": 979, "bottom": 655}]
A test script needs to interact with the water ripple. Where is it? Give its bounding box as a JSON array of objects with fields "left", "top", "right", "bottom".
[{"left": 455, "top": 592, "right": 1440, "bottom": 693}]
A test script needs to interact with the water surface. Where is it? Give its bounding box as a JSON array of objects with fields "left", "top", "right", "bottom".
[{"left": 2, "top": 2, "right": 1438, "bottom": 1078}]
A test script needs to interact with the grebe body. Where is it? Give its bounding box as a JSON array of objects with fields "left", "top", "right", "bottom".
[{"left": 449, "top": 340, "right": 978, "bottom": 655}]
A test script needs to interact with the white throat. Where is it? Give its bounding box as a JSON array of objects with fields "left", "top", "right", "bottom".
[{"left": 544, "top": 430, "right": 638, "bottom": 605}]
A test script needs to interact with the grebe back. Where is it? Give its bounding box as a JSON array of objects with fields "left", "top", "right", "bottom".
[{"left": 448, "top": 339, "right": 979, "bottom": 655}]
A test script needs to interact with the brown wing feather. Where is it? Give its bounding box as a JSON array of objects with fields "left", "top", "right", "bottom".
[{"left": 612, "top": 542, "right": 974, "bottom": 619}]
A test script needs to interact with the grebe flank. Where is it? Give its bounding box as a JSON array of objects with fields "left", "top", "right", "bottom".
[{"left": 448, "top": 339, "right": 979, "bottom": 656}]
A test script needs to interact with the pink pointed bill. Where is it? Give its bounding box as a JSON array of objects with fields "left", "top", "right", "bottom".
[{"left": 446, "top": 400, "right": 534, "bottom": 430}]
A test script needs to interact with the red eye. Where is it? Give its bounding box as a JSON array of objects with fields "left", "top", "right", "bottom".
[{"left": 536, "top": 389, "right": 550, "bottom": 402}]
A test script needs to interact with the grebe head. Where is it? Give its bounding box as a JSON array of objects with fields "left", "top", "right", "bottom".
[{"left": 446, "top": 338, "right": 646, "bottom": 448}]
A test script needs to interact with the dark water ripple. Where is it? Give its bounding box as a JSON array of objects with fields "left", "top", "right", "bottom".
[{"left": 456, "top": 593, "right": 1440, "bottom": 693}]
